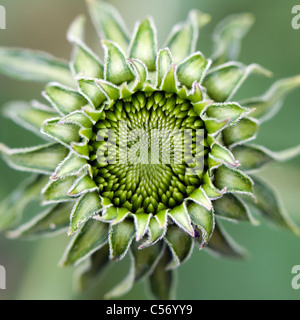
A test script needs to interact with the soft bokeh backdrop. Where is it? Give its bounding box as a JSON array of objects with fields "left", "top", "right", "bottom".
[{"left": 0, "top": 0, "right": 300, "bottom": 300}]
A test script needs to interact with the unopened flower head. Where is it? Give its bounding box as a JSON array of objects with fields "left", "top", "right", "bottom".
[{"left": 0, "top": 0, "right": 300, "bottom": 299}]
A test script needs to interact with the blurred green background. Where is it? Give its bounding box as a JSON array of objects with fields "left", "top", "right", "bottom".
[{"left": 0, "top": 0, "right": 300, "bottom": 300}]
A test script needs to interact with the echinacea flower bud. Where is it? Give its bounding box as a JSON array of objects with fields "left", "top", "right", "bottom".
[{"left": 0, "top": 0, "right": 300, "bottom": 300}]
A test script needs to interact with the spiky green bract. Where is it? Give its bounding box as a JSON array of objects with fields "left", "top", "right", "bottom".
[{"left": 0, "top": 0, "right": 299, "bottom": 300}]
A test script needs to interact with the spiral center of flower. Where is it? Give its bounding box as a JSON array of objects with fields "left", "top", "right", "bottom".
[{"left": 89, "top": 91, "right": 208, "bottom": 214}]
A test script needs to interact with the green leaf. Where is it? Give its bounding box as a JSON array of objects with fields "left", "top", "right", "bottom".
[
  {"left": 109, "top": 219, "right": 136, "bottom": 260},
  {"left": 205, "top": 222, "right": 247, "bottom": 259},
  {"left": 75, "top": 244, "right": 110, "bottom": 292},
  {"left": 164, "top": 225, "right": 193, "bottom": 269},
  {"left": 177, "top": 52, "right": 210, "bottom": 88},
  {"left": 42, "top": 176, "right": 75, "bottom": 204},
  {"left": 232, "top": 144, "right": 300, "bottom": 172},
  {"left": 103, "top": 40, "right": 134, "bottom": 85},
  {"left": 156, "top": 48, "right": 173, "bottom": 89},
  {"left": 222, "top": 118, "right": 259, "bottom": 147},
  {"left": 248, "top": 176, "right": 300, "bottom": 234},
  {"left": 3, "top": 100, "right": 57, "bottom": 138},
  {"left": 169, "top": 204, "right": 195, "bottom": 237},
  {"left": 69, "top": 191, "right": 102, "bottom": 234},
  {"left": 203, "top": 62, "right": 272, "bottom": 102},
  {"left": 8, "top": 201, "right": 74, "bottom": 238},
  {"left": 87, "top": 0, "right": 130, "bottom": 53},
  {"left": 148, "top": 247, "right": 176, "bottom": 300},
  {"left": 0, "top": 143, "right": 68, "bottom": 174},
  {"left": 240, "top": 76, "right": 300, "bottom": 122},
  {"left": 67, "top": 16, "right": 104, "bottom": 79},
  {"left": 0, "top": 175, "right": 49, "bottom": 231},
  {"left": 129, "top": 17, "right": 157, "bottom": 71},
  {"left": 61, "top": 219, "right": 108, "bottom": 266},
  {"left": 42, "top": 119, "right": 81, "bottom": 147},
  {"left": 212, "top": 13, "right": 255, "bottom": 66},
  {"left": 0, "top": 48, "right": 74, "bottom": 86},
  {"left": 44, "top": 83, "right": 87, "bottom": 115},
  {"left": 213, "top": 194, "right": 257, "bottom": 223},
  {"left": 214, "top": 165, "right": 254, "bottom": 195}
]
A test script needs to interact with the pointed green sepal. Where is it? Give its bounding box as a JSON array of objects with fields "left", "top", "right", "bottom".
[
  {"left": 44, "top": 83, "right": 87, "bottom": 116},
  {"left": 68, "top": 17, "right": 104, "bottom": 79},
  {"left": 161, "top": 65, "right": 178, "bottom": 93},
  {"left": 156, "top": 48, "right": 173, "bottom": 89},
  {"left": 164, "top": 225, "right": 193, "bottom": 269},
  {"left": 211, "top": 13, "right": 255, "bottom": 66},
  {"left": 0, "top": 48, "right": 74, "bottom": 86},
  {"left": 109, "top": 219, "right": 136, "bottom": 260},
  {"left": 202, "top": 171, "right": 226, "bottom": 199},
  {"left": 61, "top": 219, "right": 108, "bottom": 266},
  {"left": 177, "top": 52, "right": 210, "bottom": 88},
  {"left": 131, "top": 241, "right": 164, "bottom": 282},
  {"left": 232, "top": 144, "right": 300, "bottom": 172},
  {"left": 203, "top": 62, "right": 272, "bottom": 102},
  {"left": 3, "top": 100, "right": 57, "bottom": 138},
  {"left": 95, "top": 79, "right": 120, "bottom": 102},
  {"left": 186, "top": 201, "right": 214, "bottom": 247},
  {"left": 204, "top": 222, "right": 247, "bottom": 259},
  {"left": 129, "top": 17, "right": 157, "bottom": 71},
  {"left": 165, "top": 10, "right": 209, "bottom": 64},
  {"left": 213, "top": 194, "right": 257, "bottom": 224},
  {"left": 87, "top": 0, "right": 130, "bottom": 53},
  {"left": 240, "top": 76, "right": 300, "bottom": 122},
  {"left": 68, "top": 174, "right": 98, "bottom": 196},
  {"left": 0, "top": 143, "right": 68, "bottom": 174},
  {"left": 42, "top": 176, "right": 76, "bottom": 204},
  {"left": 0, "top": 175, "right": 49, "bottom": 231},
  {"left": 71, "top": 141, "right": 90, "bottom": 159},
  {"left": 204, "top": 102, "right": 250, "bottom": 125},
  {"left": 214, "top": 165, "right": 254, "bottom": 196},
  {"left": 74, "top": 244, "right": 110, "bottom": 292},
  {"left": 104, "top": 250, "right": 136, "bottom": 299},
  {"left": 8, "top": 202, "right": 74, "bottom": 238},
  {"left": 139, "top": 210, "right": 168, "bottom": 248},
  {"left": 78, "top": 78, "right": 107, "bottom": 108},
  {"left": 210, "top": 142, "right": 239, "bottom": 168},
  {"left": 133, "top": 213, "right": 152, "bottom": 241},
  {"left": 52, "top": 152, "right": 90, "bottom": 180},
  {"left": 247, "top": 176, "right": 300, "bottom": 235},
  {"left": 168, "top": 204, "right": 195, "bottom": 237},
  {"left": 148, "top": 247, "right": 176, "bottom": 300},
  {"left": 187, "top": 187, "right": 212, "bottom": 211},
  {"left": 103, "top": 40, "right": 134, "bottom": 85},
  {"left": 69, "top": 191, "right": 102, "bottom": 235},
  {"left": 222, "top": 118, "right": 259, "bottom": 148},
  {"left": 127, "top": 58, "right": 148, "bottom": 91},
  {"left": 42, "top": 119, "right": 81, "bottom": 147}
]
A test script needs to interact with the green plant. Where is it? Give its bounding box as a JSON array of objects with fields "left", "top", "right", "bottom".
[{"left": 0, "top": 0, "right": 299, "bottom": 299}]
